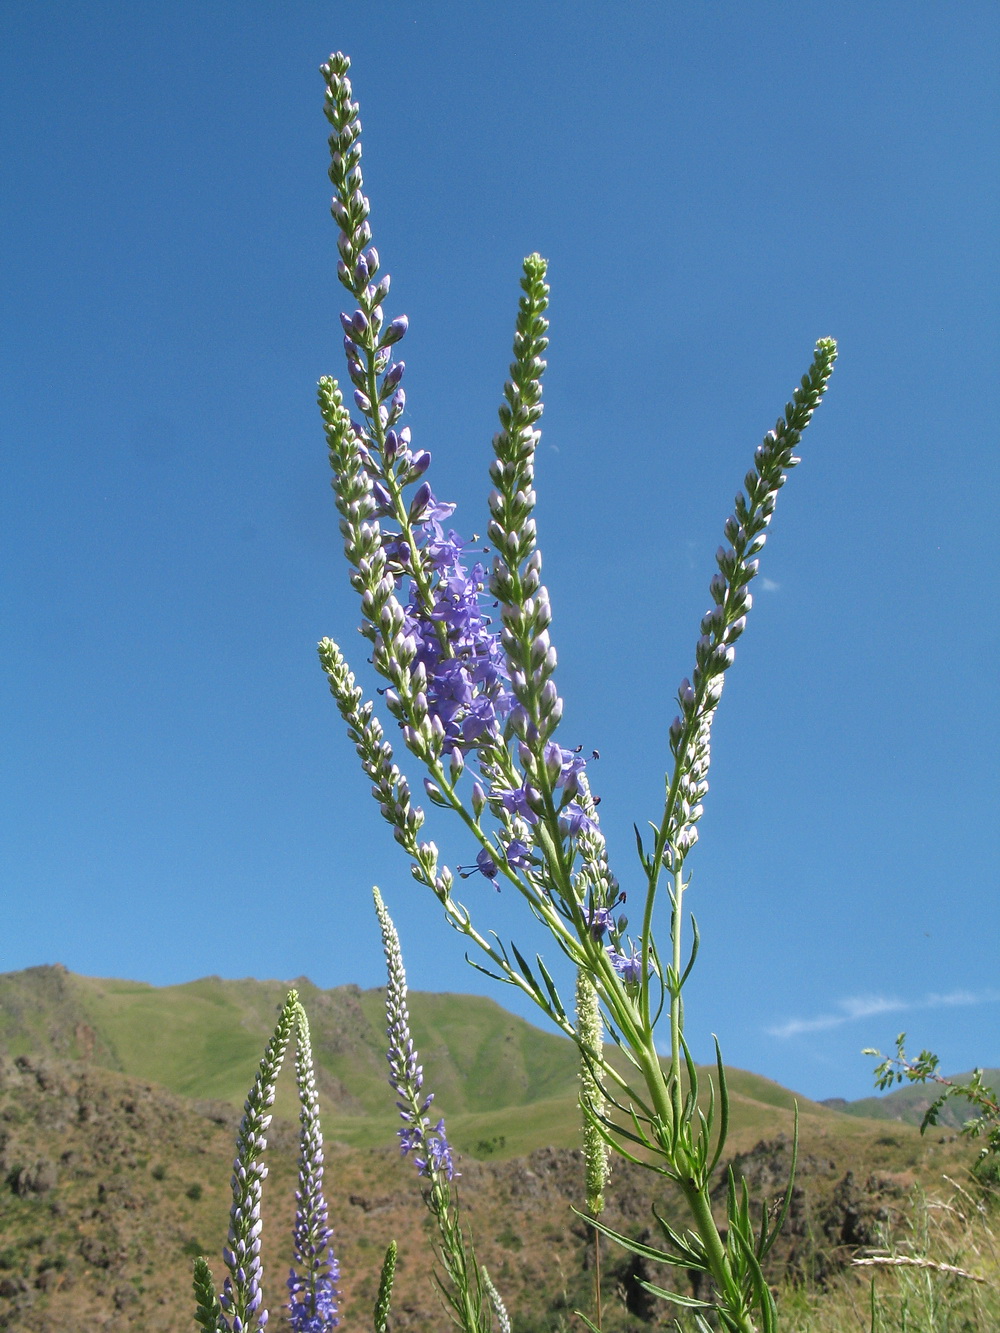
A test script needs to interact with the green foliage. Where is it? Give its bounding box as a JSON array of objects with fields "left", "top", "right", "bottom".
[{"left": 865, "top": 1035, "right": 1000, "bottom": 1163}]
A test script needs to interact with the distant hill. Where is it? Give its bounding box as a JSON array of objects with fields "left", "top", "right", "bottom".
[
  {"left": 0, "top": 964, "right": 872, "bottom": 1160},
  {"left": 3, "top": 964, "right": 990, "bottom": 1157},
  {"left": 0, "top": 964, "right": 585, "bottom": 1158}
]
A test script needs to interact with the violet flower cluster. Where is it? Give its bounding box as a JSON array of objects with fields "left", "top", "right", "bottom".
[
  {"left": 317, "top": 52, "right": 609, "bottom": 926},
  {"left": 287, "top": 1004, "right": 340, "bottom": 1332}
]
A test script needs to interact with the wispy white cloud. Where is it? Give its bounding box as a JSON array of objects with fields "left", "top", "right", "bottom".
[
  {"left": 760, "top": 577, "right": 780, "bottom": 592},
  {"left": 766, "top": 988, "right": 1000, "bottom": 1040}
]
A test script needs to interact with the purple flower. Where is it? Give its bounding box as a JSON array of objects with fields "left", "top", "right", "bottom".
[
  {"left": 608, "top": 946, "right": 648, "bottom": 987},
  {"left": 398, "top": 1123, "right": 423, "bottom": 1157},
  {"left": 497, "top": 784, "right": 540, "bottom": 824},
  {"left": 287, "top": 1262, "right": 340, "bottom": 1333},
  {"left": 457, "top": 845, "right": 503, "bottom": 882},
  {"left": 415, "top": 1119, "right": 456, "bottom": 1181},
  {"left": 543, "top": 742, "right": 588, "bottom": 797},
  {"left": 557, "top": 802, "right": 598, "bottom": 837},
  {"left": 504, "top": 839, "right": 531, "bottom": 870},
  {"left": 583, "top": 906, "right": 615, "bottom": 939},
  {"left": 475, "top": 848, "right": 498, "bottom": 879}
]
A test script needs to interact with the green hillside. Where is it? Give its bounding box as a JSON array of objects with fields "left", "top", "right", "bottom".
[
  {"left": 0, "top": 964, "right": 856, "bottom": 1162},
  {"left": 0, "top": 965, "right": 586, "bottom": 1151},
  {"left": 0, "top": 964, "right": 931, "bottom": 1161}
]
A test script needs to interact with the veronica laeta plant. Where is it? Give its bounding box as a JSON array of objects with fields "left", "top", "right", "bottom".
[{"left": 316, "top": 50, "right": 836, "bottom": 1333}]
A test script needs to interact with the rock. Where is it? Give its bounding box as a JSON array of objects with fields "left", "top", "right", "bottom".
[{"left": 11, "top": 1158, "right": 57, "bottom": 1196}]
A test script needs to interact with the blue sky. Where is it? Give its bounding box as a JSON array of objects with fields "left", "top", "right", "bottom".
[{"left": 2, "top": 2, "right": 997, "bottom": 1103}]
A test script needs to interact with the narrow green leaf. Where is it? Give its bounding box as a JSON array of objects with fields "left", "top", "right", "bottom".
[
  {"left": 536, "top": 953, "right": 568, "bottom": 1022},
  {"left": 707, "top": 1036, "right": 730, "bottom": 1176},
  {"left": 758, "top": 1101, "right": 798, "bottom": 1261},
  {"left": 679, "top": 912, "right": 701, "bottom": 987},
  {"left": 638, "top": 1280, "right": 714, "bottom": 1308},
  {"left": 575, "top": 1209, "right": 704, "bottom": 1272}
]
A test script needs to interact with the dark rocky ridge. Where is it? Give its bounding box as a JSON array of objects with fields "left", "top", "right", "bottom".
[{"left": 0, "top": 1051, "right": 971, "bottom": 1332}]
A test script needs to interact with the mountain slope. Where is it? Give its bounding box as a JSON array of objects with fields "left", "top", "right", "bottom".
[{"left": 0, "top": 965, "right": 886, "bottom": 1161}]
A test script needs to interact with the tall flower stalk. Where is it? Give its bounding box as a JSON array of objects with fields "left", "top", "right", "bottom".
[
  {"left": 194, "top": 991, "right": 298, "bottom": 1333},
  {"left": 287, "top": 1002, "right": 340, "bottom": 1332},
  {"left": 196, "top": 994, "right": 358, "bottom": 1333},
  {"left": 375, "top": 886, "right": 507, "bottom": 1333},
  {"left": 318, "top": 50, "right": 836, "bottom": 1332}
]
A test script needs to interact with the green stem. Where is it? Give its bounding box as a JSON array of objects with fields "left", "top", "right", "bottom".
[
  {"left": 594, "top": 1226, "right": 602, "bottom": 1331},
  {"left": 634, "top": 1041, "right": 755, "bottom": 1332},
  {"left": 670, "top": 867, "right": 684, "bottom": 1077}
]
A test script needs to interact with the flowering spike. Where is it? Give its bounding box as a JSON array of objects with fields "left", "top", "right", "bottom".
[
  {"left": 372, "top": 1240, "right": 398, "bottom": 1333},
  {"left": 287, "top": 1003, "right": 340, "bottom": 1331},
  {"left": 193, "top": 1256, "right": 225, "bottom": 1333},
  {"left": 576, "top": 970, "right": 610, "bottom": 1216},
  {"left": 374, "top": 888, "right": 457, "bottom": 1182},
  {"left": 219, "top": 991, "right": 298, "bottom": 1333},
  {"left": 482, "top": 1268, "right": 511, "bottom": 1333},
  {"left": 659, "top": 338, "right": 838, "bottom": 868}
]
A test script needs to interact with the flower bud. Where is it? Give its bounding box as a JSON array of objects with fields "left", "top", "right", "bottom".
[
  {"left": 382, "top": 360, "right": 405, "bottom": 392},
  {"left": 539, "top": 679, "right": 559, "bottom": 711},
  {"left": 380, "top": 314, "right": 409, "bottom": 346}
]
